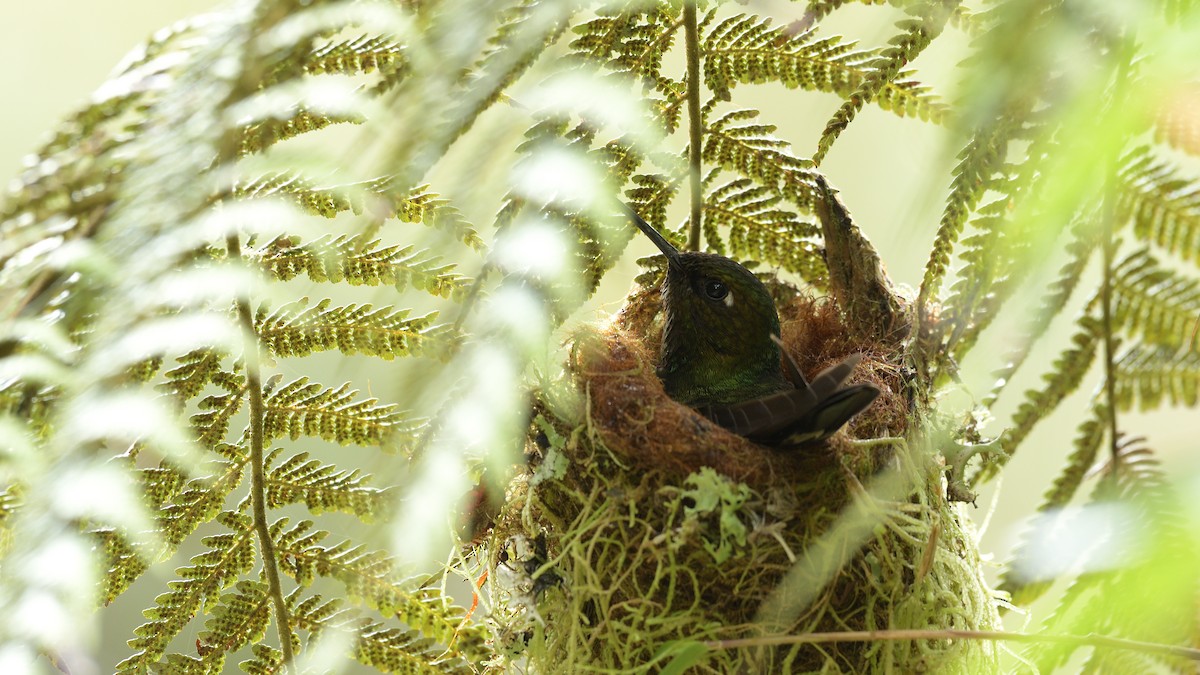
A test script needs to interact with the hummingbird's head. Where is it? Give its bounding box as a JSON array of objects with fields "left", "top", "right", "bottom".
[{"left": 627, "top": 208, "right": 786, "bottom": 406}]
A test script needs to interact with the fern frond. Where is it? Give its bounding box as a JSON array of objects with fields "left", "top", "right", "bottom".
[
  {"left": 571, "top": 7, "right": 680, "bottom": 87},
  {"left": 1025, "top": 573, "right": 1111, "bottom": 671},
  {"left": 917, "top": 121, "right": 1013, "bottom": 313},
  {"left": 442, "top": 0, "right": 574, "bottom": 148},
  {"left": 1162, "top": 0, "right": 1200, "bottom": 25},
  {"left": 498, "top": 116, "right": 653, "bottom": 309},
  {"left": 306, "top": 35, "right": 405, "bottom": 77},
  {"left": 1112, "top": 248, "right": 1200, "bottom": 351},
  {"left": 263, "top": 377, "right": 423, "bottom": 449},
  {"left": 240, "top": 109, "right": 364, "bottom": 157},
  {"left": 97, "top": 530, "right": 146, "bottom": 606},
  {"left": 158, "top": 349, "right": 228, "bottom": 404},
  {"left": 254, "top": 235, "right": 469, "bottom": 299},
  {"left": 627, "top": 173, "right": 681, "bottom": 231},
  {"left": 273, "top": 519, "right": 489, "bottom": 660},
  {"left": 812, "top": 2, "right": 957, "bottom": 164},
  {"left": 1114, "top": 344, "right": 1200, "bottom": 410},
  {"left": 348, "top": 616, "right": 478, "bottom": 674},
  {"left": 101, "top": 447, "right": 250, "bottom": 604},
  {"left": 983, "top": 215, "right": 1100, "bottom": 407},
  {"left": 704, "top": 109, "right": 817, "bottom": 210},
  {"left": 704, "top": 178, "right": 826, "bottom": 283},
  {"left": 981, "top": 317, "right": 1102, "bottom": 482},
  {"left": 290, "top": 593, "right": 477, "bottom": 674},
  {"left": 239, "top": 644, "right": 284, "bottom": 675},
  {"left": 1024, "top": 437, "right": 1196, "bottom": 670},
  {"left": 1105, "top": 436, "right": 1169, "bottom": 496},
  {"left": 706, "top": 16, "right": 851, "bottom": 96},
  {"left": 1043, "top": 406, "right": 1109, "bottom": 511},
  {"left": 401, "top": 188, "right": 486, "bottom": 251},
  {"left": 0, "top": 16, "right": 204, "bottom": 206},
  {"left": 231, "top": 172, "right": 380, "bottom": 218},
  {"left": 939, "top": 196, "right": 1012, "bottom": 355},
  {"left": 942, "top": 136, "right": 1065, "bottom": 361},
  {"left": 118, "top": 512, "right": 256, "bottom": 672},
  {"left": 0, "top": 485, "right": 16, "bottom": 536},
  {"left": 1117, "top": 145, "right": 1200, "bottom": 265},
  {"left": 805, "top": 0, "right": 981, "bottom": 33},
  {"left": 159, "top": 449, "right": 248, "bottom": 549},
  {"left": 235, "top": 176, "right": 484, "bottom": 249},
  {"left": 705, "top": 13, "right": 949, "bottom": 126},
  {"left": 192, "top": 579, "right": 273, "bottom": 671},
  {"left": 1154, "top": 83, "right": 1200, "bottom": 156},
  {"left": 265, "top": 449, "right": 389, "bottom": 520},
  {"left": 256, "top": 23, "right": 405, "bottom": 87},
  {"left": 192, "top": 376, "right": 248, "bottom": 448},
  {"left": 256, "top": 298, "right": 459, "bottom": 362}
]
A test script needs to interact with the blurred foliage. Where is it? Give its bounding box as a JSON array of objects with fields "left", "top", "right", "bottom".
[{"left": 0, "top": 0, "right": 1198, "bottom": 673}]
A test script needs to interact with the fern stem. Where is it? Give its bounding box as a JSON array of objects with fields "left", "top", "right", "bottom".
[
  {"left": 1099, "top": 35, "right": 1138, "bottom": 474},
  {"left": 706, "top": 628, "right": 1200, "bottom": 662},
  {"left": 210, "top": 2, "right": 303, "bottom": 667},
  {"left": 229, "top": 233, "right": 297, "bottom": 670},
  {"left": 683, "top": 1, "right": 703, "bottom": 252},
  {"left": 1099, "top": 178, "right": 1121, "bottom": 472}
]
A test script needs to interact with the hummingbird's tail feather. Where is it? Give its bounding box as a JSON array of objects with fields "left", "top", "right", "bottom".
[
  {"left": 701, "top": 387, "right": 820, "bottom": 439},
  {"left": 808, "top": 353, "right": 863, "bottom": 399},
  {"left": 805, "top": 383, "right": 880, "bottom": 442},
  {"left": 698, "top": 353, "right": 880, "bottom": 447}
]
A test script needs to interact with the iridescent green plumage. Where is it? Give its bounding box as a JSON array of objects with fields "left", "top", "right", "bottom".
[{"left": 628, "top": 207, "right": 878, "bottom": 446}]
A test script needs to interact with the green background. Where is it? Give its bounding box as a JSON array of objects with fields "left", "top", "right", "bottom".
[{"left": 3, "top": 0, "right": 1196, "bottom": 668}]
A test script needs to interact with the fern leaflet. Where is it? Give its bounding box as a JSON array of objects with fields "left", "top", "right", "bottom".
[
  {"left": 257, "top": 298, "right": 459, "bottom": 362},
  {"left": 262, "top": 377, "right": 424, "bottom": 450}
]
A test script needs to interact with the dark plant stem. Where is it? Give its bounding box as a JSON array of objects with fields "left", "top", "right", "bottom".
[
  {"left": 228, "top": 234, "right": 297, "bottom": 670},
  {"left": 1099, "top": 35, "right": 1137, "bottom": 473},
  {"left": 1098, "top": 174, "right": 1121, "bottom": 471},
  {"left": 706, "top": 628, "right": 1200, "bottom": 662},
  {"left": 683, "top": 1, "right": 703, "bottom": 252}
]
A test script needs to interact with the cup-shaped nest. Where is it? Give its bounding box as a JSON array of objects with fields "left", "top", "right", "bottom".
[{"left": 489, "top": 284, "right": 999, "bottom": 673}]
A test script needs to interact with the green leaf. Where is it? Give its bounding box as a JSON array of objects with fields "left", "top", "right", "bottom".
[{"left": 656, "top": 640, "right": 710, "bottom": 675}]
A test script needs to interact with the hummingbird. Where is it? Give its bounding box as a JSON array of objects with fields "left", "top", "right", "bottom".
[{"left": 626, "top": 207, "right": 880, "bottom": 447}]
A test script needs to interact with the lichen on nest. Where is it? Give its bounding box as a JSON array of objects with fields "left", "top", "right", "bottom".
[{"left": 487, "top": 282, "right": 999, "bottom": 673}]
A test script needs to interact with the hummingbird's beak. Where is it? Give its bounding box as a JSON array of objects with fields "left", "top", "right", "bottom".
[{"left": 624, "top": 205, "right": 683, "bottom": 272}]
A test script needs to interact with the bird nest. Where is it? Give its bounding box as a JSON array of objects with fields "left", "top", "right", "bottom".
[{"left": 487, "top": 283, "right": 1000, "bottom": 673}]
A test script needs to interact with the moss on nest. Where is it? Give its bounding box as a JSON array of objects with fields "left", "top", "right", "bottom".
[{"left": 489, "top": 283, "right": 1000, "bottom": 673}]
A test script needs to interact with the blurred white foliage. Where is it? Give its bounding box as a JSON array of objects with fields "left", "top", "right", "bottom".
[{"left": 1004, "top": 502, "right": 1140, "bottom": 583}]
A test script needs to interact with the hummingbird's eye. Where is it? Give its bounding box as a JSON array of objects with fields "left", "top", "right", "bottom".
[{"left": 703, "top": 279, "right": 728, "bottom": 300}]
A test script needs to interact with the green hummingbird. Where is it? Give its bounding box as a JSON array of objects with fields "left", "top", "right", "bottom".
[{"left": 627, "top": 207, "right": 880, "bottom": 447}]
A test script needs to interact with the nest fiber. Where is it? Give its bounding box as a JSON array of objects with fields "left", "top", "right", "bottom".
[{"left": 491, "top": 285, "right": 1000, "bottom": 673}]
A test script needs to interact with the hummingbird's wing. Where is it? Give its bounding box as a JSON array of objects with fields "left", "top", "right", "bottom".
[{"left": 698, "top": 353, "right": 880, "bottom": 447}]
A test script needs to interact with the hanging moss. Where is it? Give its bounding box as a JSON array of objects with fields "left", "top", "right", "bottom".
[{"left": 489, "top": 283, "right": 1001, "bottom": 673}]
